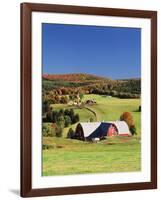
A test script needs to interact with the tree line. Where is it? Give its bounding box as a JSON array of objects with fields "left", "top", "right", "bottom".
[
  {"left": 43, "top": 107, "right": 80, "bottom": 137},
  {"left": 42, "top": 79, "right": 141, "bottom": 104}
]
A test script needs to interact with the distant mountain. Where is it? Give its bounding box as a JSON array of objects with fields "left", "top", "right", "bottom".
[{"left": 43, "top": 73, "right": 110, "bottom": 82}]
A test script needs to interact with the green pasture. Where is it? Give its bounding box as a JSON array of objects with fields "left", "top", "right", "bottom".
[
  {"left": 43, "top": 95, "right": 141, "bottom": 176},
  {"left": 51, "top": 94, "right": 141, "bottom": 136},
  {"left": 43, "top": 136, "right": 141, "bottom": 176}
]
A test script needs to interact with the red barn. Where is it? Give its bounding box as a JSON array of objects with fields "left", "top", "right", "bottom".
[{"left": 75, "top": 121, "right": 131, "bottom": 141}]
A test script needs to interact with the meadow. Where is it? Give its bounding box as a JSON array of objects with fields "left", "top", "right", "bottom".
[{"left": 42, "top": 94, "right": 141, "bottom": 176}]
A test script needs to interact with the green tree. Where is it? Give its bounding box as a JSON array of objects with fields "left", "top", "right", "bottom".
[
  {"left": 139, "top": 105, "right": 141, "bottom": 112},
  {"left": 69, "top": 109, "right": 74, "bottom": 122},
  {"left": 52, "top": 110, "right": 58, "bottom": 123},
  {"left": 64, "top": 115, "right": 72, "bottom": 127},
  {"left": 90, "top": 117, "right": 94, "bottom": 122},
  {"left": 57, "top": 115, "right": 65, "bottom": 129},
  {"left": 42, "top": 101, "right": 50, "bottom": 114},
  {"left": 67, "top": 128, "right": 75, "bottom": 139},
  {"left": 42, "top": 123, "right": 55, "bottom": 137},
  {"left": 46, "top": 110, "right": 52, "bottom": 122},
  {"left": 64, "top": 109, "right": 70, "bottom": 116},
  {"left": 79, "top": 93, "right": 84, "bottom": 101},
  {"left": 73, "top": 114, "right": 80, "bottom": 123},
  {"left": 130, "top": 125, "right": 137, "bottom": 135},
  {"left": 55, "top": 126, "right": 63, "bottom": 137},
  {"left": 59, "top": 109, "right": 64, "bottom": 115}
]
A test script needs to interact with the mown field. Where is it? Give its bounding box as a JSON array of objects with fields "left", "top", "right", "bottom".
[{"left": 43, "top": 94, "right": 141, "bottom": 176}]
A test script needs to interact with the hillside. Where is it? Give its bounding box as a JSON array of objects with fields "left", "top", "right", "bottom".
[
  {"left": 43, "top": 73, "right": 109, "bottom": 82},
  {"left": 42, "top": 73, "right": 140, "bottom": 96}
]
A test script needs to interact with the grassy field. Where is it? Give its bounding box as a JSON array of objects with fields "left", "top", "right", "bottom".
[{"left": 43, "top": 95, "right": 141, "bottom": 176}]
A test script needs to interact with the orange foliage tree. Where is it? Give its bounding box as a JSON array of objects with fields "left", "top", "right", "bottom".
[
  {"left": 120, "top": 112, "right": 134, "bottom": 127},
  {"left": 120, "top": 112, "right": 137, "bottom": 135}
]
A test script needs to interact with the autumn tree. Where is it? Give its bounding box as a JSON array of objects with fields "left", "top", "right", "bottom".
[
  {"left": 120, "top": 112, "right": 137, "bottom": 135},
  {"left": 120, "top": 112, "right": 134, "bottom": 127}
]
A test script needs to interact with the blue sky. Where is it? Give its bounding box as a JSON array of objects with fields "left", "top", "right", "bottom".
[{"left": 42, "top": 23, "right": 141, "bottom": 79}]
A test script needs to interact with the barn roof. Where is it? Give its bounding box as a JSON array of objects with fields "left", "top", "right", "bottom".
[
  {"left": 78, "top": 122, "right": 101, "bottom": 137},
  {"left": 77, "top": 121, "right": 130, "bottom": 138},
  {"left": 109, "top": 121, "right": 131, "bottom": 135}
]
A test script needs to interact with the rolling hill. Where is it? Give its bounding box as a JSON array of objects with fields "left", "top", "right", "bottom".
[
  {"left": 42, "top": 73, "right": 141, "bottom": 96},
  {"left": 43, "top": 73, "right": 110, "bottom": 82}
]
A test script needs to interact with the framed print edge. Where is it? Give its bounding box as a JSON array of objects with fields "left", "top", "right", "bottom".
[
  {"left": 20, "top": 3, "right": 157, "bottom": 197},
  {"left": 150, "top": 11, "right": 157, "bottom": 188},
  {"left": 21, "top": 3, "right": 32, "bottom": 197}
]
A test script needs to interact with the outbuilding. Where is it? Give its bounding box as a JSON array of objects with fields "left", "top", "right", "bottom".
[{"left": 75, "top": 121, "right": 131, "bottom": 141}]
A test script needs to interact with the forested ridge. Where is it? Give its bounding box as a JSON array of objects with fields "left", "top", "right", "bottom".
[{"left": 42, "top": 73, "right": 141, "bottom": 102}]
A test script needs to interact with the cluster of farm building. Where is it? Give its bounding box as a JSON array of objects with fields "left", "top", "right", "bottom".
[{"left": 73, "top": 121, "right": 131, "bottom": 141}]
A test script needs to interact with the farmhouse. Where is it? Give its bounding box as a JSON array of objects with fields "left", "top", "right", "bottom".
[{"left": 75, "top": 121, "right": 131, "bottom": 141}]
